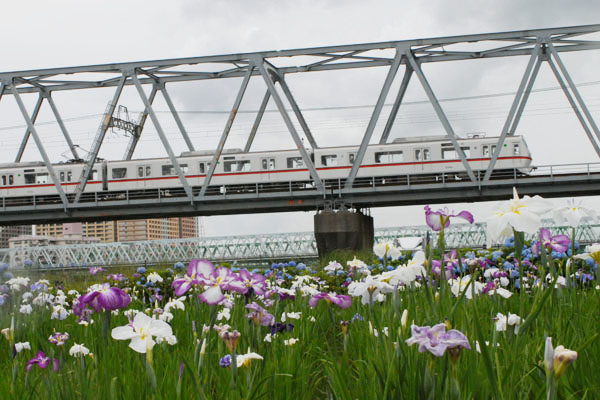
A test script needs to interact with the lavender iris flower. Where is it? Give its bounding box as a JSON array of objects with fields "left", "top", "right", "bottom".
[
  {"left": 405, "top": 323, "right": 471, "bottom": 357},
  {"left": 245, "top": 302, "right": 275, "bottom": 326},
  {"left": 308, "top": 292, "right": 352, "bottom": 309},
  {"left": 539, "top": 228, "right": 571, "bottom": 254},
  {"left": 424, "top": 205, "right": 474, "bottom": 232},
  {"left": 26, "top": 351, "right": 51, "bottom": 372},
  {"left": 238, "top": 269, "right": 267, "bottom": 296},
  {"left": 219, "top": 354, "right": 232, "bottom": 367},
  {"left": 73, "top": 283, "right": 131, "bottom": 315}
]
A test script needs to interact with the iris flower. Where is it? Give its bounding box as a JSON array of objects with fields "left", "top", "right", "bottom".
[
  {"left": 111, "top": 312, "right": 174, "bottom": 353},
  {"left": 74, "top": 283, "right": 131, "bottom": 315},
  {"left": 348, "top": 276, "right": 394, "bottom": 305},
  {"left": 237, "top": 269, "right": 267, "bottom": 295},
  {"left": 373, "top": 241, "right": 400, "bottom": 260},
  {"left": 485, "top": 187, "right": 552, "bottom": 247},
  {"left": 553, "top": 198, "right": 597, "bottom": 228},
  {"left": 405, "top": 323, "right": 471, "bottom": 357},
  {"left": 535, "top": 228, "right": 570, "bottom": 254},
  {"left": 424, "top": 205, "right": 474, "bottom": 231},
  {"left": 379, "top": 251, "right": 426, "bottom": 286},
  {"left": 236, "top": 348, "right": 263, "bottom": 368},
  {"left": 308, "top": 292, "right": 352, "bottom": 309},
  {"left": 26, "top": 351, "right": 51, "bottom": 372},
  {"left": 171, "top": 259, "right": 209, "bottom": 296}
]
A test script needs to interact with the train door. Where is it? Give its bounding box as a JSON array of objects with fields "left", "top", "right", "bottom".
[
  {"left": 1, "top": 174, "right": 13, "bottom": 196},
  {"left": 136, "top": 164, "right": 152, "bottom": 189},
  {"left": 260, "top": 157, "right": 275, "bottom": 184},
  {"left": 102, "top": 161, "right": 108, "bottom": 191},
  {"left": 414, "top": 147, "right": 430, "bottom": 173}
]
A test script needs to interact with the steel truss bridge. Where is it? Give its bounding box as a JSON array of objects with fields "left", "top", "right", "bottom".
[
  {"left": 2, "top": 219, "right": 598, "bottom": 269},
  {"left": 0, "top": 25, "right": 600, "bottom": 224}
]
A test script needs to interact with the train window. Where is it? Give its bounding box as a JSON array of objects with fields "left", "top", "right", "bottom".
[
  {"left": 137, "top": 167, "right": 144, "bottom": 178},
  {"left": 483, "top": 145, "right": 489, "bottom": 157},
  {"left": 287, "top": 157, "right": 304, "bottom": 169},
  {"left": 348, "top": 153, "right": 355, "bottom": 164},
  {"left": 8, "top": 175, "right": 13, "bottom": 185},
  {"left": 375, "top": 151, "right": 403, "bottom": 163},
  {"left": 423, "top": 149, "right": 430, "bottom": 160},
  {"left": 513, "top": 143, "right": 520, "bottom": 155},
  {"left": 199, "top": 162, "right": 211, "bottom": 174},
  {"left": 146, "top": 166, "right": 151, "bottom": 176},
  {"left": 60, "top": 172, "right": 65, "bottom": 182},
  {"left": 1, "top": 176, "right": 5, "bottom": 185},
  {"left": 321, "top": 155, "right": 337, "bottom": 167},
  {"left": 112, "top": 168, "right": 127, "bottom": 179},
  {"left": 442, "top": 146, "right": 470, "bottom": 159},
  {"left": 224, "top": 160, "right": 251, "bottom": 173},
  {"left": 24, "top": 170, "right": 36, "bottom": 184},
  {"left": 67, "top": 171, "right": 72, "bottom": 182}
]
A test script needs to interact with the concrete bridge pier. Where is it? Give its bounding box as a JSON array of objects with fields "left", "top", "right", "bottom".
[{"left": 313, "top": 206, "right": 374, "bottom": 259}]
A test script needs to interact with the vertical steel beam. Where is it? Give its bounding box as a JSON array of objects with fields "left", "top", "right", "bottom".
[
  {"left": 74, "top": 74, "right": 127, "bottom": 203},
  {"left": 344, "top": 49, "right": 403, "bottom": 190},
  {"left": 277, "top": 76, "right": 318, "bottom": 149},
  {"left": 8, "top": 83, "right": 69, "bottom": 209},
  {"left": 199, "top": 67, "right": 253, "bottom": 198},
  {"left": 483, "top": 42, "right": 541, "bottom": 182},
  {"left": 15, "top": 94, "right": 44, "bottom": 162},
  {"left": 131, "top": 72, "right": 195, "bottom": 204},
  {"left": 244, "top": 90, "right": 270, "bottom": 152},
  {"left": 159, "top": 82, "right": 195, "bottom": 152},
  {"left": 547, "top": 40, "right": 600, "bottom": 145},
  {"left": 46, "top": 93, "right": 80, "bottom": 160},
  {"left": 124, "top": 83, "right": 159, "bottom": 160},
  {"left": 252, "top": 56, "right": 324, "bottom": 193},
  {"left": 379, "top": 66, "right": 413, "bottom": 144},
  {"left": 406, "top": 49, "right": 477, "bottom": 183},
  {"left": 547, "top": 56, "right": 600, "bottom": 157}
]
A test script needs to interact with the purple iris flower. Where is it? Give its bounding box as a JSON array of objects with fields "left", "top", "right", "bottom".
[
  {"left": 271, "top": 323, "right": 294, "bottom": 335},
  {"left": 48, "top": 332, "right": 70, "bottom": 346},
  {"left": 539, "top": 228, "right": 570, "bottom": 254},
  {"left": 308, "top": 292, "right": 352, "bottom": 309},
  {"left": 219, "top": 355, "right": 232, "bottom": 367},
  {"left": 26, "top": 351, "right": 51, "bottom": 372},
  {"left": 89, "top": 267, "right": 106, "bottom": 275},
  {"left": 108, "top": 273, "right": 126, "bottom": 282},
  {"left": 424, "top": 205, "right": 474, "bottom": 232},
  {"left": 245, "top": 302, "right": 275, "bottom": 326},
  {"left": 171, "top": 259, "right": 211, "bottom": 297},
  {"left": 405, "top": 323, "right": 471, "bottom": 357},
  {"left": 197, "top": 264, "right": 246, "bottom": 305},
  {"left": 73, "top": 283, "right": 131, "bottom": 315},
  {"left": 238, "top": 269, "right": 267, "bottom": 296}
]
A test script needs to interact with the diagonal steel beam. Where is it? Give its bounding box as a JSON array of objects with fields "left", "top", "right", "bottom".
[
  {"left": 277, "top": 75, "right": 318, "bottom": 149},
  {"left": 483, "top": 42, "right": 541, "bottom": 182},
  {"left": 131, "top": 72, "right": 195, "bottom": 204},
  {"left": 379, "top": 66, "right": 413, "bottom": 144},
  {"left": 344, "top": 48, "right": 403, "bottom": 190},
  {"left": 253, "top": 55, "right": 324, "bottom": 193},
  {"left": 8, "top": 83, "right": 69, "bottom": 209},
  {"left": 124, "top": 83, "right": 158, "bottom": 160},
  {"left": 406, "top": 49, "right": 477, "bottom": 183},
  {"left": 507, "top": 56, "right": 542, "bottom": 135},
  {"left": 199, "top": 67, "right": 254, "bottom": 198},
  {"left": 547, "top": 55, "right": 600, "bottom": 157},
  {"left": 46, "top": 92, "right": 80, "bottom": 160},
  {"left": 158, "top": 81, "right": 195, "bottom": 152},
  {"left": 547, "top": 40, "right": 600, "bottom": 146},
  {"left": 244, "top": 89, "right": 270, "bottom": 152},
  {"left": 15, "top": 94, "right": 44, "bottom": 162},
  {"left": 74, "top": 74, "right": 127, "bottom": 204}
]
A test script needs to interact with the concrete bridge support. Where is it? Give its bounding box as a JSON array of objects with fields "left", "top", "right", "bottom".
[{"left": 314, "top": 208, "right": 374, "bottom": 258}]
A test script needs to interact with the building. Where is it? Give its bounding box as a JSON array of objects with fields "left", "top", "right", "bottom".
[
  {"left": 0, "top": 225, "right": 32, "bottom": 249},
  {"left": 117, "top": 217, "right": 198, "bottom": 241},
  {"left": 36, "top": 217, "right": 197, "bottom": 243}
]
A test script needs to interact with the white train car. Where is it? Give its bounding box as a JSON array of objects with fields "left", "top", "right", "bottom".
[{"left": 0, "top": 135, "right": 532, "bottom": 200}]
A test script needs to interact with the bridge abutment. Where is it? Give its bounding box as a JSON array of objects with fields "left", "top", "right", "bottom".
[{"left": 314, "top": 207, "right": 374, "bottom": 258}]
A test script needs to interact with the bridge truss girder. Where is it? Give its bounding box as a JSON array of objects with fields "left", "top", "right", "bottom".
[
  {"left": 2, "top": 219, "right": 598, "bottom": 269},
  {"left": 0, "top": 24, "right": 598, "bottom": 212}
]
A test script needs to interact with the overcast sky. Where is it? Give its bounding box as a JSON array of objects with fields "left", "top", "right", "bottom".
[{"left": 1, "top": 0, "right": 600, "bottom": 236}]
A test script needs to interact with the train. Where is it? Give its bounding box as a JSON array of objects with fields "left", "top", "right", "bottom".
[{"left": 0, "top": 134, "right": 532, "bottom": 203}]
